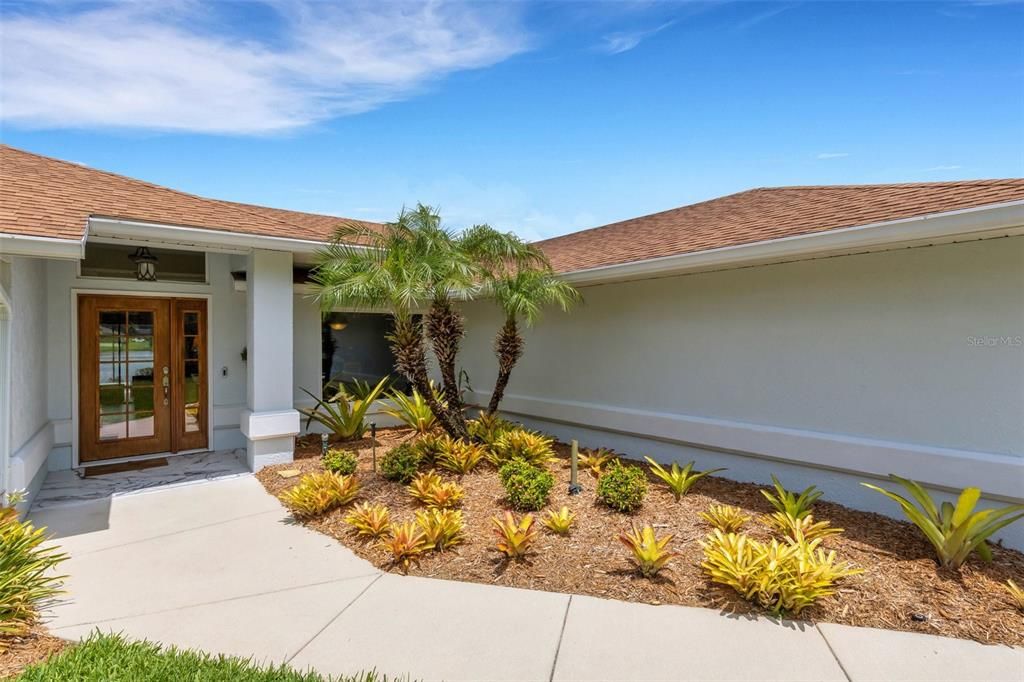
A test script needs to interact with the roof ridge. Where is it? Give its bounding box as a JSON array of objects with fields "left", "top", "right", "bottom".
[{"left": 749, "top": 179, "right": 1024, "bottom": 191}]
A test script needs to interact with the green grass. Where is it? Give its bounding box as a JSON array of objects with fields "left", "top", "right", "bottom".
[{"left": 17, "top": 632, "right": 402, "bottom": 682}]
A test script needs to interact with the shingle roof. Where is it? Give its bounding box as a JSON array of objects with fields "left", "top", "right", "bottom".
[
  {"left": 3, "top": 145, "right": 1021, "bottom": 273},
  {"left": 0, "top": 144, "right": 374, "bottom": 243},
  {"left": 537, "top": 181, "right": 1024, "bottom": 273}
]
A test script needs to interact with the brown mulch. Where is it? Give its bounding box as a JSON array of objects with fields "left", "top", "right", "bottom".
[
  {"left": 0, "top": 627, "right": 67, "bottom": 679},
  {"left": 259, "top": 430, "right": 1024, "bottom": 647}
]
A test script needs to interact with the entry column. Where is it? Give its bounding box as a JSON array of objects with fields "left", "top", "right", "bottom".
[{"left": 241, "top": 249, "right": 299, "bottom": 470}]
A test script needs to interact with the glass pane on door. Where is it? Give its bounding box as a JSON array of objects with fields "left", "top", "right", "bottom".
[
  {"left": 182, "top": 312, "right": 202, "bottom": 433},
  {"left": 96, "top": 309, "right": 155, "bottom": 441}
]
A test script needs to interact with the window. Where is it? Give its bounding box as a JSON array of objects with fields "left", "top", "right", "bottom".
[
  {"left": 322, "top": 313, "right": 411, "bottom": 393},
  {"left": 80, "top": 243, "right": 206, "bottom": 283}
]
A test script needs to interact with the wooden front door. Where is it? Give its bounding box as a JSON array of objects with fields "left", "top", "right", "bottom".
[{"left": 78, "top": 295, "right": 208, "bottom": 463}]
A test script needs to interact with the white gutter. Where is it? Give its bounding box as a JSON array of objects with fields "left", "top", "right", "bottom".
[
  {"left": 87, "top": 217, "right": 361, "bottom": 257},
  {"left": 0, "top": 232, "right": 85, "bottom": 260},
  {"left": 560, "top": 200, "right": 1024, "bottom": 286}
]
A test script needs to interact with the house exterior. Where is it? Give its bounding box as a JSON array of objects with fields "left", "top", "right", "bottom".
[{"left": 1, "top": 145, "right": 1022, "bottom": 548}]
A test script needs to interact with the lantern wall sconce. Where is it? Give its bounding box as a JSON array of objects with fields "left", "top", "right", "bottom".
[
  {"left": 130, "top": 247, "right": 159, "bottom": 281},
  {"left": 329, "top": 315, "right": 349, "bottom": 332}
]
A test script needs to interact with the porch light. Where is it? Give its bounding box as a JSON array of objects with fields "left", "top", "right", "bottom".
[
  {"left": 329, "top": 316, "right": 348, "bottom": 332},
  {"left": 130, "top": 247, "right": 158, "bottom": 281}
]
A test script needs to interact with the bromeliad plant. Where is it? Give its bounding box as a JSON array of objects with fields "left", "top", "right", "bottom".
[
  {"left": 492, "top": 512, "right": 538, "bottom": 560},
  {"left": 279, "top": 472, "right": 361, "bottom": 519},
  {"left": 578, "top": 448, "right": 616, "bottom": 478},
  {"left": 383, "top": 384, "right": 440, "bottom": 434},
  {"left": 763, "top": 512, "right": 843, "bottom": 543},
  {"left": 700, "top": 504, "right": 751, "bottom": 533},
  {"left": 761, "top": 475, "right": 822, "bottom": 520},
  {"left": 488, "top": 429, "right": 557, "bottom": 468},
  {"left": 299, "top": 376, "right": 389, "bottom": 441},
  {"left": 0, "top": 494, "right": 68, "bottom": 643},
  {"left": 644, "top": 457, "right": 725, "bottom": 501},
  {"left": 467, "top": 412, "right": 515, "bottom": 445},
  {"left": 700, "top": 529, "right": 861, "bottom": 616},
  {"left": 407, "top": 470, "right": 464, "bottom": 509},
  {"left": 377, "top": 522, "right": 429, "bottom": 571},
  {"left": 862, "top": 475, "right": 1024, "bottom": 569},
  {"left": 436, "top": 436, "right": 486, "bottom": 475},
  {"left": 344, "top": 502, "right": 391, "bottom": 540},
  {"left": 618, "top": 524, "right": 677, "bottom": 578},
  {"left": 415, "top": 508, "right": 465, "bottom": 551},
  {"left": 542, "top": 506, "right": 576, "bottom": 535}
]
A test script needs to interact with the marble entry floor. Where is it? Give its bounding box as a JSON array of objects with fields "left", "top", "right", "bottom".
[{"left": 30, "top": 449, "right": 249, "bottom": 511}]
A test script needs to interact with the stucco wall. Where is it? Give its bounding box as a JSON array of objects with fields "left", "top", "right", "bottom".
[
  {"left": 5, "top": 257, "right": 51, "bottom": 506},
  {"left": 458, "top": 236, "right": 1024, "bottom": 546}
]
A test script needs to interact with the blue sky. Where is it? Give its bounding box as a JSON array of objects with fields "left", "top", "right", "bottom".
[{"left": 2, "top": 1, "right": 1022, "bottom": 240}]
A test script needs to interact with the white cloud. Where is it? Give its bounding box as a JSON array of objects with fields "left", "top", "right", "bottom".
[
  {"left": 924, "top": 165, "right": 963, "bottom": 171},
  {"left": 0, "top": 1, "right": 529, "bottom": 134},
  {"left": 816, "top": 152, "right": 850, "bottom": 160},
  {"left": 599, "top": 22, "right": 673, "bottom": 55}
]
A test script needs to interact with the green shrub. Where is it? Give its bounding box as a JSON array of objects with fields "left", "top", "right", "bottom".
[
  {"left": 322, "top": 448, "right": 358, "bottom": 475},
  {"left": 596, "top": 461, "right": 648, "bottom": 513},
  {"left": 380, "top": 443, "right": 422, "bottom": 483},
  {"left": 499, "top": 458, "right": 554, "bottom": 511},
  {"left": 0, "top": 496, "right": 68, "bottom": 640},
  {"left": 18, "top": 631, "right": 394, "bottom": 681}
]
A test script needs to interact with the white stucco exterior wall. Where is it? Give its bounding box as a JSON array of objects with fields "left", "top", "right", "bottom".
[
  {"left": 458, "top": 236, "right": 1024, "bottom": 547},
  {"left": 4, "top": 257, "right": 51, "bottom": 507}
]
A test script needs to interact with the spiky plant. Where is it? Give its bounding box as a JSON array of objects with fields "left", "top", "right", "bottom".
[
  {"left": 1005, "top": 580, "right": 1024, "bottom": 611},
  {"left": 763, "top": 512, "right": 843, "bottom": 543},
  {"left": 489, "top": 429, "right": 557, "bottom": 468},
  {"left": 279, "top": 472, "right": 361, "bottom": 519},
  {"left": 407, "top": 470, "right": 464, "bottom": 509},
  {"left": 298, "top": 376, "right": 389, "bottom": 441},
  {"left": 618, "top": 524, "right": 677, "bottom": 578},
  {"left": 492, "top": 512, "right": 538, "bottom": 560},
  {"left": 383, "top": 383, "right": 441, "bottom": 434},
  {"left": 415, "top": 508, "right": 465, "bottom": 551},
  {"left": 377, "top": 522, "right": 429, "bottom": 571},
  {"left": 436, "top": 436, "right": 486, "bottom": 475},
  {"left": 542, "top": 506, "right": 576, "bottom": 535},
  {"left": 467, "top": 411, "right": 515, "bottom": 444},
  {"left": 700, "top": 504, "right": 751, "bottom": 533},
  {"left": 644, "top": 457, "right": 725, "bottom": 501},
  {"left": 344, "top": 502, "right": 391, "bottom": 539},
  {"left": 761, "top": 475, "right": 822, "bottom": 520},
  {"left": 578, "top": 448, "right": 617, "bottom": 477}
]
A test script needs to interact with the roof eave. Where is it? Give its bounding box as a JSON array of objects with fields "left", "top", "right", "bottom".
[
  {"left": 0, "top": 232, "right": 86, "bottom": 260},
  {"left": 87, "top": 216, "right": 363, "bottom": 259},
  {"left": 559, "top": 200, "right": 1024, "bottom": 286}
]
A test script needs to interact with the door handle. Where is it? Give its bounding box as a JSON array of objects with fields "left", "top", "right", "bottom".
[{"left": 162, "top": 367, "right": 170, "bottom": 404}]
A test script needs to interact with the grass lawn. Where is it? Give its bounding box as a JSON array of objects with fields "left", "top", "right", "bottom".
[{"left": 15, "top": 632, "right": 401, "bottom": 681}]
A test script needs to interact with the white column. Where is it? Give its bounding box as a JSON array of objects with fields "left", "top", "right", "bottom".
[{"left": 240, "top": 249, "right": 299, "bottom": 470}]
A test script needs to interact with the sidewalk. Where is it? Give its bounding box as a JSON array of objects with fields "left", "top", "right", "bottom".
[{"left": 29, "top": 474, "right": 1023, "bottom": 682}]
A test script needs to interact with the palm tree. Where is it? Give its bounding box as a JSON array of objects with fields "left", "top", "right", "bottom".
[
  {"left": 484, "top": 268, "right": 580, "bottom": 414},
  {"left": 312, "top": 205, "right": 473, "bottom": 437}
]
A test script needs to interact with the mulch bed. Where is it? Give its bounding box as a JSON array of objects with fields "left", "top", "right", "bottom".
[
  {"left": 259, "top": 429, "right": 1024, "bottom": 647},
  {"left": 0, "top": 627, "right": 67, "bottom": 679}
]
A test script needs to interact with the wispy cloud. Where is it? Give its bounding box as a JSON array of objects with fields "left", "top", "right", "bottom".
[
  {"left": 734, "top": 4, "right": 794, "bottom": 31},
  {"left": 599, "top": 21, "right": 674, "bottom": 55},
  {"left": 0, "top": 1, "right": 529, "bottom": 134},
  {"left": 924, "top": 165, "right": 963, "bottom": 171},
  {"left": 816, "top": 152, "right": 850, "bottom": 160}
]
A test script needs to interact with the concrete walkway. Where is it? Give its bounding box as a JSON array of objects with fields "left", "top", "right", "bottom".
[{"left": 30, "top": 475, "right": 1022, "bottom": 682}]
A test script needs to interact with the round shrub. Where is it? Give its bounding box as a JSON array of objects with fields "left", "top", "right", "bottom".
[
  {"left": 499, "top": 458, "right": 554, "bottom": 511},
  {"left": 596, "top": 462, "right": 648, "bottom": 512},
  {"left": 380, "top": 443, "right": 422, "bottom": 483},
  {"left": 322, "top": 448, "right": 358, "bottom": 475}
]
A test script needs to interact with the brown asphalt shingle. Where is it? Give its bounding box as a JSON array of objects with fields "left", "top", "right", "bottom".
[
  {"left": 537, "top": 181, "right": 1024, "bottom": 272},
  {"left": 0, "top": 144, "right": 375, "bottom": 243},
  {"left": 2, "top": 144, "right": 1021, "bottom": 273}
]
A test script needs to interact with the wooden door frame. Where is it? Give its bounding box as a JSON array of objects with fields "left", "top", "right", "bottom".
[{"left": 71, "top": 289, "right": 214, "bottom": 469}]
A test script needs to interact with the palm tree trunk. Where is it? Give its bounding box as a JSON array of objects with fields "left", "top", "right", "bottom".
[
  {"left": 486, "top": 316, "right": 523, "bottom": 415},
  {"left": 425, "top": 297, "right": 469, "bottom": 436},
  {"left": 388, "top": 315, "right": 461, "bottom": 437}
]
